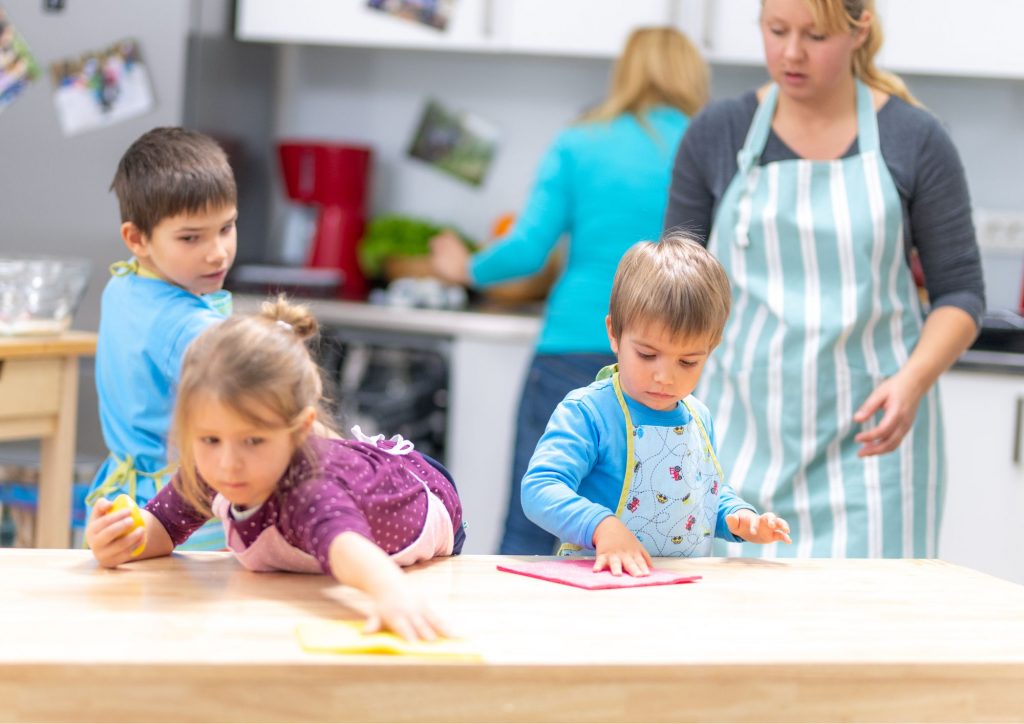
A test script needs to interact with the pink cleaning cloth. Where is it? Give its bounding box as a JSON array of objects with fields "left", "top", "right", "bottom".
[{"left": 496, "top": 558, "right": 701, "bottom": 590}]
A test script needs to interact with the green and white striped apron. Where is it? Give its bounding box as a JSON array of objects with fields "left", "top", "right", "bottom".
[{"left": 701, "top": 81, "right": 944, "bottom": 559}]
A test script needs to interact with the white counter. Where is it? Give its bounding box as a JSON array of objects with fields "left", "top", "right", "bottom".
[
  {"left": 234, "top": 295, "right": 541, "bottom": 341},
  {"left": 235, "top": 295, "right": 539, "bottom": 554}
]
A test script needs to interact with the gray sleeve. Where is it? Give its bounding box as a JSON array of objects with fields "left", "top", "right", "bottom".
[
  {"left": 663, "top": 96, "right": 753, "bottom": 245},
  {"left": 889, "top": 104, "right": 985, "bottom": 327}
]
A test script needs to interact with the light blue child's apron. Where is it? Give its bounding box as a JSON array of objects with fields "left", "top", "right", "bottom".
[
  {"left": 558, "top": 371, "right": 726, "bottom": 557},
  {"left": 700, "top": 81, "right": 945, "bottom": 559},
  {"left": 85, "top": 259, "right": 232, "bottom": 550}
]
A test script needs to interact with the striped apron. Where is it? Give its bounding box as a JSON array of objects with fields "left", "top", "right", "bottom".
[{"left": 701, "top": 81, "right": 944, "bottom": 559}]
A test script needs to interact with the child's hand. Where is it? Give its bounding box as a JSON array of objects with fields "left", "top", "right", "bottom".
[
  {"left": 85, "top": 498, "right": 147, "bottom": 568},
  {"left": 725, "top": 510, "right": 792, "bottom": 544},
  {"left": 592, "top": 516, "right": 652, "bottom": 577},
  {"left": 364, "top": 589, "right": 452, "bottom": 642}
]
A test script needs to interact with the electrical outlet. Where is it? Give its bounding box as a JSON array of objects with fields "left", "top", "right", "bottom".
[{"left": 975, "top": 209, "right": 1024, "bottom": 252}]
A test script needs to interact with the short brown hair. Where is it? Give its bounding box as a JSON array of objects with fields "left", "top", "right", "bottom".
[
  {"left": 110, "top": 127, "right": 236, "bottom": 236},
  {"left": 608, "top": 232, "right": 731, "bottom": 346},
  {"left": 171, "top": 296, "right": 333, "bottom": 517}
]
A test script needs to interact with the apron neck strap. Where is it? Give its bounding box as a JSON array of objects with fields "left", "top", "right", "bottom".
[
  {"left": 739, "top": 79, "right": 880, "bottom": 171},
  {"left": 854, "top": 79, "right": 880, "bottom": 153},
  {"left": 737, "top": 84, "right": 779, "bottom": 173}
]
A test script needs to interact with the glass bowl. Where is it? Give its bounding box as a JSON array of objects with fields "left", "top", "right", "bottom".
[{"left": 0, "top": 256, "right": 92, "bottom": 336}]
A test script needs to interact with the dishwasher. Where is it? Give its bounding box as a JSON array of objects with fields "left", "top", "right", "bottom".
[{"left": 317, "top": 326, "right": 450, "bottom": 464}]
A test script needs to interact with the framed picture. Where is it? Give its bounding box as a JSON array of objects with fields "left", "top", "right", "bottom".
[{"left": 408, "top": 99, "right": 498, "bottom": 187}]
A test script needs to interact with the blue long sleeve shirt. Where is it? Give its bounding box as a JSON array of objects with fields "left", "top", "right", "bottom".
[
  {"left": 470, "top": 107, "right": 689, "bottom": 354},
  {"left": 520, "top": 377, "right": 755, "bottom": 550}
]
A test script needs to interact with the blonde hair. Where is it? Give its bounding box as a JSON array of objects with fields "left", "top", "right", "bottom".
[
  {"left": 608, "top": 232, "right": 731, "bottom": 347},
  {"left": 582, "top": 27, "right": 709, "bottom": 123},
  {"left": 171, "top": 295, "right": 333, "bottom": 517},
  {"left": 799, "top": 0, "right": 920, "bottom": 106}
]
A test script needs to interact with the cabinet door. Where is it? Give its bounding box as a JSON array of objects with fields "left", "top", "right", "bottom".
[
  {"left": 938, "top": 370, "right": 1024, "bottom": 585},
  {"left": 676, "top": 0, "right": 763, "bottom": 66},
  {"left": 876, "top": 0, "right": 1024, "bottom": 79},
  {"left": 488, "top": 0, "right": 673, "bottom": 58},
  {"left": 236, "top": 0, "right": 490, "bottom": 51}
]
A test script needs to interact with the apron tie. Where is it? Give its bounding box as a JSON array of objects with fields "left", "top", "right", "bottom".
[{"left": 85, "top": 453, "right": 173, "bottom": 507}]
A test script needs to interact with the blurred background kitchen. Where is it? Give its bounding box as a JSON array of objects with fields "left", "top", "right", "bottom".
[{"left": 1, "top": 1, "right": 1023, "bottom": 577}]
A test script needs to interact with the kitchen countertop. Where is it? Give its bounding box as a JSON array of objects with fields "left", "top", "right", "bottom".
[
  {"left": 233, "top": 294, "right": 541, "bottom": 343},
  {"left": 235, "top": 294, "right": 1024, "bottom": 373},
  {"left": 2, "top": 550, "right": 1023, "bottom": 722}
]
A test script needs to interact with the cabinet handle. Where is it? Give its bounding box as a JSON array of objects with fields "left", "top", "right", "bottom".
[
  {"left": 1014, "top": 396, "right": 1024, "bottom": 465},
  {"left": 702, "top": 0, "right": 715, "bottom": 51},
  {"left": 481, "top": 0, "right": 493, "bottom": 39}
]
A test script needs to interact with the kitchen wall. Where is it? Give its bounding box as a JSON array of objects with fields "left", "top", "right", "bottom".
[
  {"left": 0, "top": 0, "right": 193, "bottom": 459},
  {"left": 269, "top": 43, "right": 1024, "bottom": 246}
]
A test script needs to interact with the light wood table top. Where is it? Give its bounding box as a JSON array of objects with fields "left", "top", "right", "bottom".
[
  {"left": 1, "top": 550, "right": 1023, "bottom": 722},
  {"left": 0, "top": 330, "right": 97, "bottom": 359}
]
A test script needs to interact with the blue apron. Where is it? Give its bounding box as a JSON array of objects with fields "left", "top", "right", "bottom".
[
  {"left": 701, "top": 81, "right": 945, "bottom": 558},
  {"left": 85, "top": 259, "right": 232, "bottom": 551},
  {"left": 558, "top": 372, "right": 726, "bottom": 557}
]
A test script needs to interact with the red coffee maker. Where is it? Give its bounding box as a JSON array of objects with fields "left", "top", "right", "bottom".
[{"left": 277, "top": 141, "right": 373, "bottom": 300}]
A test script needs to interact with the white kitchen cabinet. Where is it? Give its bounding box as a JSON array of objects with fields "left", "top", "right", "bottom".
[
  {"left": 675, "top": 0, "right": 1024, "bottom": 78},
  {"left": 236, "top": 0, "right": 493, "bottom": 52},
  {"left": 236, "top": 0, "right": 676, "bottom": 58},
  {"left": 876, "top": 0, "right": 1024, "bottom": 79},
  {"left": 938, "top": 368, "right": 1024, "bottom": 585},
  {"left": 675, "top": 0, "right": 763, "bottom": 66}
]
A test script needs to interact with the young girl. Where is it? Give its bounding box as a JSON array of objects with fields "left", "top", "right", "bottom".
[{"left": 86, "top": 297, "right": 465, "bottom": 641}]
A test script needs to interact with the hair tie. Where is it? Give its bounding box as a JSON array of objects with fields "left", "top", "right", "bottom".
[{"left": 275, "top": 320, "right": 294, "bottom": 332}]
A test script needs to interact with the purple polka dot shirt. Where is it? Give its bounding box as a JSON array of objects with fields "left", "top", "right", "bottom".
[{"left": 146, "top": 436, "right": 463, "bottom": 574}]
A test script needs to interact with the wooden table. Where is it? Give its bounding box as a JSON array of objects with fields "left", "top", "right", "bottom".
[
  {"left": 0, "top": 332, "right": 97, "bottom": 548},
  {"left": 2, "top": 551, "right": 1023, "bottom": 722}
]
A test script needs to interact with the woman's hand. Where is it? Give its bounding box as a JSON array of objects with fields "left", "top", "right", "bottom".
[
  {"left": 853, "top": 370, "right": 926, "bottom": 456},
  {"left": 726, "top": 510, "right": 791, "bottom": 544},
  {"left": 85, "top": 498, "right": 146, "bottom": 568},
  {"left": 592, "top": 515, "right": 652, "bottom": 576},
  {"left": 428, "top": 230, "right": 471, "bottom": 286}
]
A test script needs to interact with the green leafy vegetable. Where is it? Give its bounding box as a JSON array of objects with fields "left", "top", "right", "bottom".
[{"left": 358, "top": 215, "right": 477, "bottom": 278}]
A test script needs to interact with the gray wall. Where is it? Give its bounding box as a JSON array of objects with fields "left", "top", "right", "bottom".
[
  {"left": 0, "top": 0, "right": 192, "bottom": 459},
  {"left": 270, "top": 45, "right": 1024, "bottom": 244}
]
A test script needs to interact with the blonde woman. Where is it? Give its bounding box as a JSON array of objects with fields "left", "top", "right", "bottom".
[
  {"left": 665, "top": 0, "right": 984, "bottom": 559},
  {"left": 431, "top": 27, "right": 709, "bottom": 554}
]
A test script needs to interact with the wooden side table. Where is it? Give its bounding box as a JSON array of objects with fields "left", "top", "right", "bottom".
[{"left": 0, "top": 332, "right": 97, "bottom": 548}]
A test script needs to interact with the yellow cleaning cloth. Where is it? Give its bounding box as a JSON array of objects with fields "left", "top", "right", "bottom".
[{"left": 295, "top": 620, "right": 481, "bottom": 660}]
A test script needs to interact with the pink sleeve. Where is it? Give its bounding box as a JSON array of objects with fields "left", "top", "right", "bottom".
[{"left": 144, "top": 478, "right": 212, "bottom": 546}]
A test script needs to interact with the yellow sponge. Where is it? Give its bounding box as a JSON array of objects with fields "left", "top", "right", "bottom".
[
  {"left": 295, "top": 620, "right": 480, "bottom": 660},
  {"left": 110, "top": 493, "right": 146, "bottom": 557}
]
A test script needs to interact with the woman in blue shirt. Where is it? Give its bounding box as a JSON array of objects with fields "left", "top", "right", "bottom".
[{"left": 430, "top": 27, "right": 709, "bottom": 554}]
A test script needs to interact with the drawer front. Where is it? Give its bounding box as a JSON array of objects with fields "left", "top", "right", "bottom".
[{"left": 0, "top": 359, "right": 62, "bottom": 418}]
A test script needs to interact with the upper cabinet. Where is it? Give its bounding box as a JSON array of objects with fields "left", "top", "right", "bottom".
[
  {"left": 675, "top": 0, "right": 763, "bottom": 66},
  {"left": 236, "top": 0, "right": 493, "bottom": 51},
  {"left": 488, "top": 0, "right": 673, "bottom": 58},
  {"left": 236, "top": 0, "right": 676, "bottom": 58},
  {"left": 236, "top": 0, "right": 1024, "bottom": 79},
  {"left": 875, "top": 0, "right": 1024, "bottom": 79}
]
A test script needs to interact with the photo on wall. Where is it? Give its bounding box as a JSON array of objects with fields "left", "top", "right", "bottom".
[
  {"left": 50, "top": 38, "right": 155, "bottom": 137},
  {"left": 407, "top": 99, "right": 498, "bottom": 187},
  {"left": 0, "top": 6, "right": 40, "bottom": 115},
  {"left": 366, "top": 0, "right": 455, "bottom": 32}
]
